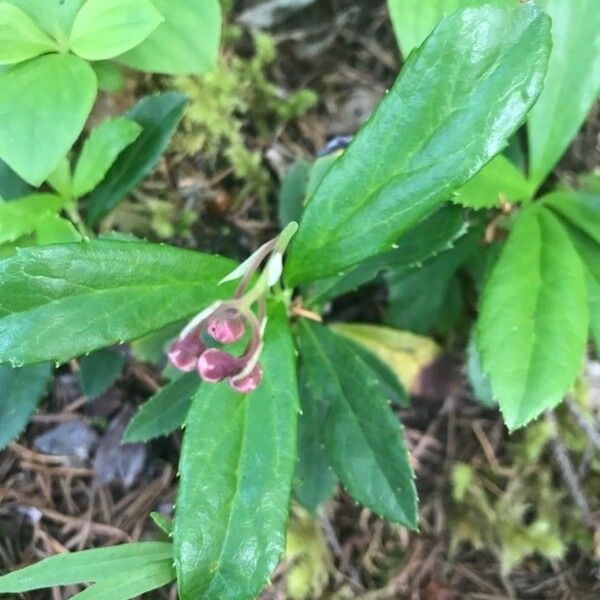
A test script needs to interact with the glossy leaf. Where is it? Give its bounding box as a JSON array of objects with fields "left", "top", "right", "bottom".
[
  {"left": 123, "top": 372, "right": 200, "bottom": 443},
  {"left": 79, "top": 348, "right": 125, "bottom": 399},
  {"left": 387, "top": 0, "right": 465, "bottom": 57},
  {"left": 0, "top": 240, "right": 235, "bottom": 365},
  {"left": 528, "top": 0, "right": 600, "bottom": 188},
  {"left": 86, "top": 92, "right": 187, "bottom": 225},
  {"left": 296, "top": 320, "right": 417, "bottom": 528},
  {"left": 306, "top": 204, "right": 468, "bottom": 304},
  {"left": 119, "top": 0, "right": 221, "bottom": 75},
  {"left": 294, "top": 370, "right": 337, "bottom": 513},
  {"left": 0, "top": 194, "right": 68, "bottom": 244},
  {"left": 478, "top": 206, "right": 589, "bottom": 430},
  {"left": 453, "top": 154, "right": 533, "bottom": 209},
  {"left": 0, "top": 542, "right": 173, "bottom": 593},
  {"left": 0, "top": 3, "right": 57, "bottom": 65},
  {"left": 0, "top": 53, "right": 97, "bottom": 186},
  {"left": 69, "top": 0, "right": 164, "bottom": 61},
  {"left": 0, "top": 363, "right": 51, "bottom": 449},
  {"left": 69, "top": 560, "right": 175, "bottom": 600},
  {"left": 285, "top": 1, "right": 550, "bottom": 285},
  {"left": 73, "top": 117, "right": 142, "bottom": 199},
  {"left": 174, "top": 302, "right": 298, "bottom": 599}
]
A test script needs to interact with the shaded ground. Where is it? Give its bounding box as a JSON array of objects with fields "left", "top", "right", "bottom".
[{"left": 1, "top": 1, "right": 600, "bottom": 598}]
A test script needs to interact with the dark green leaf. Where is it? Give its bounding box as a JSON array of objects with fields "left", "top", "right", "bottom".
[
  {"left": 0, "top": 157, "right": 31, "bottom": 200},
  {"left": 294, "top": 369, "right": 337, "bottom": 514},
  {"left": 306, "top": 204, "right": 468, "bottom": 304},
  {"left": 174, "top": 302, "right": 298, "bottom": 599},
  {"left": 86, "top": 92, "right": 187, "bottom": 225},
  {"left": 123, "top": 372, "right": 200, "bottom": 443},
  {"left": 0, "top": 542, "right": 173, "bottom": 593},
  {"left": 477, "top": 206, "right": 589, "bottom": 430},
  {"left": 296, "top": 320, "right": 417, "bottom": 528},
  {"left": 69, "top": 560, "right": 175, "bottom": 600},
  {"left": 0, "top": 363, "right": 51, "bottom": 449},
  {"left": 119, "top": 0, "right": 222, "bottom": 75},
  {"left": 278, "top": 158, "right": 310, "bottom": 228},
  {"left": 527, "top": 0, "right": 600, "bottom": 187},
  {"left": 79, "top": 348, "right": 125, "bottom": 399},
  {"left": 285, "top": 1, "right": 550, "bottom": 284},
  {"left": 0, "top": 240, "right": 235, "bottom": 365},
  {"left": 0, "top": 53, "right": 97, "bottom": 186},
  {"left": 466, "top": 329, "right": 495, "bottom": 408}
]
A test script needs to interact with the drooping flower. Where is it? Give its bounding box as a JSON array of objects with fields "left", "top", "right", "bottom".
[{"left": 168, "top": 222, "right": 298, "bottom": 394}]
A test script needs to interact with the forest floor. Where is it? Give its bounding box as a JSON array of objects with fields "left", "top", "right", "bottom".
[{"left": 1, "top": 1, "right": 599, "bottom": 598}]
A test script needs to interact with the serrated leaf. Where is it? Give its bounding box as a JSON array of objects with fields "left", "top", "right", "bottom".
[
  {"left": 123, "top": 372, "right": 200, "bottom": 443},
  {"left": 285, "top": 1, "right": 551, "bottom": 285},
  {"left": 478, "top": 206, "right": 589, "bottom": 430},
  {"left": 387, "top": 0, "right": 465, "bottom": 57},
  {"left": 79, "top": 348, "right": 125, "bottom": 399},
  {"left": 86, "top": 92, "right": 187, "bottom": 225},
  {"left": 294, "top": 370, "right": 337, "bottom": 514},
  {"left": 305, "top": 204, "right": 468, "bottom": 304},
  {"left": 73, "top": 117, "right": 142, "bottom": 199},
  {"left": 296, "top": 320, "right": 417, "bottom": 528},
  {"left": 453, "top": 154, "right": 533, "bottom": 209},
  {"left": 69, "top": 0, "right": 164, "bottom": 61},
  {"left": 0, "top": 542, "right": 172, "bottom": 593},
  {"left": 528, "top": 0, "right": 600, "bottom": 188},
  {"left": 0, "top": 193, "right": 68, "bottom": 244},
  {"left": 69, "top": 560, "right": 175, "bottom": 600},
  {"left": 0, "top": 3, "right": 57, "bottom": 65},
  {"left": 174, "top": 302, "right": 298, "bottom": 599},
  {"left": 0, "top": 53, "right": 97, "bottom": 186},
  {"left": 0, "top": 240, "right": 235, "bottom": 365},
  {"left": 0, "top": 363, "right": 51, "bottom": 449},
  {"left": 119, "top": 0, "right": 221, "bottom": 75}
]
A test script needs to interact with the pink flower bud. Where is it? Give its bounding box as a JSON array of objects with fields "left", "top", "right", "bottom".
[
  {"left": 168, "top": 333, "right": 205, "bottom": 372},
  {"left": 197, "top": 348, "right": 243, "bottom": 383},
  {"left": 229, "top": 363, "right": 263, "bottom": 393},
  {"left": 207, "top": 311, "right": 245, "bottom": 344}
]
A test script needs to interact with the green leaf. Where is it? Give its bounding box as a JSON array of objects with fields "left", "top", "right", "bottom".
[
  {"left": 306, "top": 204, "right": 468, "bottom": 304},
  {"left": 527, "top": 0, "right": 600, "bottom": 188},
  {"left": 542, "top": 190, "right": 600, "bottom": 246},
  {"left": 387, "top": 0, "right": 468, "bottom": 57},
  {"left": 285, "top": 1, "right": 550, "bottom": 285},
  {"left": 73, "top": 117, "right": 142, "bottom": 199},
  {"left": 0, "top": 158, "right": 31, "bottom": 200},
  {"left": 0, "top": 240, "right": 235, "bottom": 366},
  {"left": 79, "top": 348, "right": 125, "bottom": 399},
  {"left": 466, "top": 329, "right": 495, "bottom": 408},
  {"left": 296, "top": 320, "right": 417, "bottom": 528},
  {"left": 4, "top": 0, "right": 85, "bottom": 45},
  {"left": 385, "top": 226, "right": 481, "bottom": 334},
  {"left": 0, "top": 3, "right": 57, "bottom": 65},
  {"left": 453, "top": 154, "right": 533, "bottom": 209},
  {"left": 278, "top": 158, "right": 311, "bottom": 228},
  {"left": 174, "top": 302, "right": 298, "bottom": 599},
  {"left": 0, "top": 193, "right": 68, "bottom": 244},
  {"left": 123, "top": 372, "right": 200, "bottom": 443},
  {"left": 119, "top": 0, "right": 221, "bottom": 75},
  {"left": 69, "top": 560, "right": 175, "bottom": 600},
  {"left": 69, "top": 0, "right": 164, "bottom": 61},
  {"left": 34, "top": 214, "right": 82, "bottom": 245},
  {"left": 0, "top": 363, "right": 51, "bottom": 449},
  {"left": 0, "top": 53, "right": 97, "bottom": 186},
  {"left": 92, "top": 60, "right": 125, "bottom": 93},
  {"left": 477, "top": 206, "right": 589, "bottom": 430},
  {"left": 86, "top": 92, "right": 187, "bottom": 226},
  {"left": 0, "top": 542, "right": 173, "bottom": 593},
  {"left": 47, "top": 157, "right": 73, "bottom": 199},
  {"left": 294, "top": 369, "right": 337, "bottom": 514}
]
